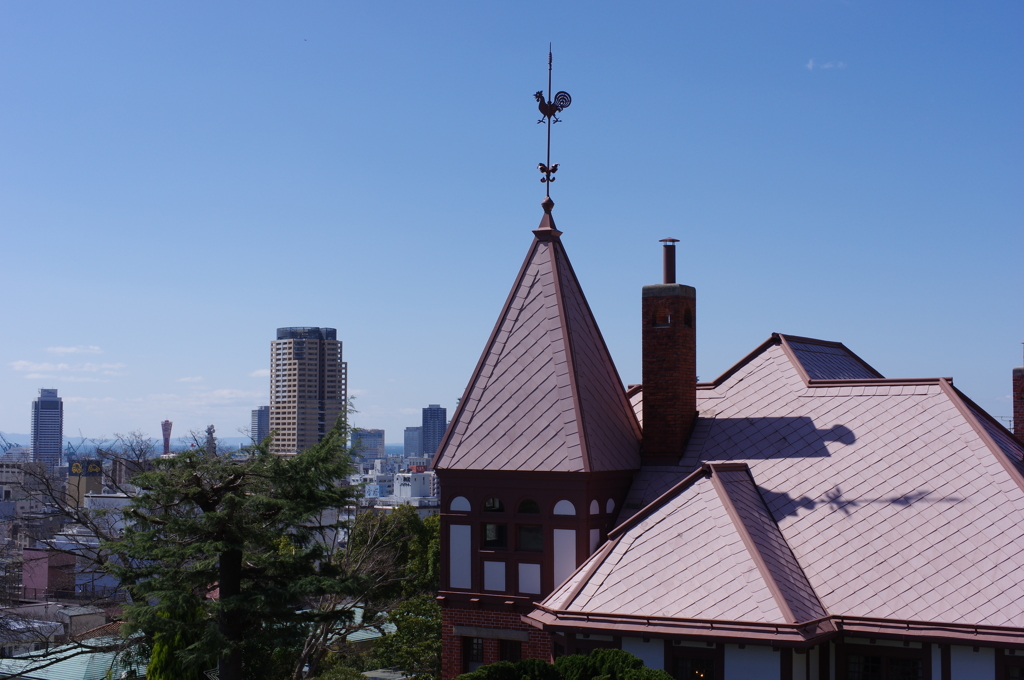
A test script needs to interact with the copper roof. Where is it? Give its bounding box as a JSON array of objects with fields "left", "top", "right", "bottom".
[
  {"left": 433, "top": 229, "right": 641, "bottom": 473},
  {"left": 530, "top": 334, "right": 1024, "bottom": 639}
]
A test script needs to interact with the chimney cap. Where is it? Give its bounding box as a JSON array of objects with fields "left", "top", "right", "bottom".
[{"left": 660, "top": 238, "right": 679, "bottom": 244}]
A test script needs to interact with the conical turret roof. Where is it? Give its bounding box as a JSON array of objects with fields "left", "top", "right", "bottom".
[{"left": 433, "top": 215, "right": 641, "bottom": 473}]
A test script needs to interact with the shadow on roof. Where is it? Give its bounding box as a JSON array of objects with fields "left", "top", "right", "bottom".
[
  {"left": 689, "top": 417, "right": 856, "bottom": 463},
  {"left": 758, "top": 483, "right": 965, "bottom": 522}
]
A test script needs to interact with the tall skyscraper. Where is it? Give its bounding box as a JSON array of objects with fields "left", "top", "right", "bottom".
[
  {"left": 30, "top": 389, "right": 63, "bottom": 470},
  {"left": 351, "top": 428, "right": 385, "bottom": 459},
  {"left": 270, "top": 327, "right": 348, "bottom": 455},
  {"left": 404, "top": 426, "right": 422, "bottom": 457},
  {"left": 421, "top": 404, "right": 447, "bottom": 459},
  {"left": 161, "top": 420, "right": 173, "bottom": 455},
  {"left": 251, "top": 406, "right": 270, "bottom": 444}
]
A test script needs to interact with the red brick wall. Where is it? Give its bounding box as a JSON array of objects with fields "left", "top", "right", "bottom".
[
  {"left": 641, "top": 285, "right": 697, "bottom": 458},
  {"left": 441, "top": 606, "right": 552, "bottom": 680},
  {"left": 1014, "top": 367, "right": 1024, "bottom": 440}
]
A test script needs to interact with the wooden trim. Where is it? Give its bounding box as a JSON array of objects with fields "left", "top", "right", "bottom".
[
  {"left": 777, "top": 334, "right": 885, "bottom": 383},
  {"left": 777, "top": 335, "right": 813, "bottom": 386},
  {"left": 780, "top": 646, "right": 793, "bottom": 680},
  {"left": 940, "top": 644, "right": 951, "bottom": 680},
  {"left": 818, "top": 642, "right": 830, "bottom": 680},
  {"left": 525, "top": 607, "right": 1024, "bottom": 648}
]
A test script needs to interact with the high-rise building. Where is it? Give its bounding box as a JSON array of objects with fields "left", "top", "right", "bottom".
[
  {"left": 269, "top": 327, "right": 348, "bottom": 455},
  {"left": 404, "top": 426, "right": 423, "bottom": 457},
  {"left": 251, "top": 406, "right": 270, "bottom": 444},
  {"left": 421, "top": 404, "right": 447, "bottom": 459},
  {"left": 160, "top": 420, "right": 172, "bottom": 455},
  {"left": 30, "top": 389, "right": 63, "bottom": 470},
  {"left": 351, "top": 428, "right": 385, "bottom": 459}
]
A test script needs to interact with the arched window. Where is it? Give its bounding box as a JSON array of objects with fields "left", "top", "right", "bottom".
[
  {"left": 553, "top": 500, "right": 576, "bottom": 516},
  {"left": 484, "top": 497, "right": 505, "bottom": 513},
  {"left": 606, "top": 498, "right": 615, "bottom": 514},
  {"left": 518, "top": 499, "right": 540, "bottom": 514},
  {"left": 589, "top": 499, "right": 600, "bottom": 515},
  {"left": 450, "top": 496, "right": 471, "bottom": 512}
]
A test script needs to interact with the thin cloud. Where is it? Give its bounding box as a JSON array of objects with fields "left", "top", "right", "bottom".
[
  {"left": 12, "top": 361, "right": 70, "bottom": 372},
  {"left": 47, "top": 345, "right": 102, "bottom": 355},
  {"left": 23, "top": 372, "right": 109, "bottom": 383},
  {"left": 177, "top": 376, "right": 204, "bottom": 383},
  {"left": 78, "top": 362, "right": 126, "bottom": 373},
  {"left": 249, "top": 369, "right": 270, "bottom": 378},
  {"left": 11, "top": 360, "right": 124, "bottom": 374},
  {"left": 806, "top": 58, "right": 846, "bottom": 71}
]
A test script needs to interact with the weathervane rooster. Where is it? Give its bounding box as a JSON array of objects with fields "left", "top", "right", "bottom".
[
  {"left": 535, "top": 48, "right": 571, "bottom": 195},
  {"left": 535, "top": 89, "right": 572, "bottom": 125}
]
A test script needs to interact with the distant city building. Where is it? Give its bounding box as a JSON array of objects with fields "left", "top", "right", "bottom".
[
  {"left": 404, "top": 426, "right": 422, "bottom": 457},
  {"left": 66, "top": 459, "right": 103, "bottom": 508},
  {"left": 30, "top": 389, "right": 63, "bottom": 470},
  {"left": 421, "top": 404, "right": 447, "bottom": 458},
  {"left": 269, "top": 327, "right": 348, "bottom": 455},
  {"left": 251, "top": 406, "right": 270, "bottom": 444},
  {"left": 351, "top": 428, "right": 385, "bottom": 459},
  {"left": 395, "top": 471, "right": 433, "bottom": 498},
  {"left": 160, "top": 420, "right": 172, "bottom": 455}
]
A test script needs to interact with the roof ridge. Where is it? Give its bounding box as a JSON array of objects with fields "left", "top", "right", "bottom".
[
  {"left": 697, "top": 335, "right": 782, "bottom": 389},
  {"left": 431, "top": 237, "right": 545, "bottom": 469},
  {"left": 550, "top": 238, "right": 643, "bottom": 472},
  {"left": 939, "top": 378, "right": 1024, "bottom": 494},
  {"left": 708, "top": 463, "right": 828, "bottom": 626}
]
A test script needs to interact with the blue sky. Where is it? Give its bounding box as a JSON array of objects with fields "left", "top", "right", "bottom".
[{"left": 1, "top": 1, "right": 1021, "bottom": 444}]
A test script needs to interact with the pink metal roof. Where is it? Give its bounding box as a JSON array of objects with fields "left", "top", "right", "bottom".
[
  {"left": 433, "top": 231, "right": 640, "bottom": 473},
  {"left": 546, "top": 471, "right": 789, "bottom": 623},
  {"left": 534, "top": 334, "right": 1024, "bottom": 632}
]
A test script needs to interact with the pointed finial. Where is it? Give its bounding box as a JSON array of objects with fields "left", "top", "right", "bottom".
[
  {"left": 534, "top": 196, "right": 561, "bottom": 237},
  {"left": 535, "top": 46, "right": 571, "bottom": 200}
]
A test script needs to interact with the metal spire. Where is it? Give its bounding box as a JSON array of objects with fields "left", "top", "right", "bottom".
[{"left": 534, "top": 46, "right": 571, "bottom": 197}]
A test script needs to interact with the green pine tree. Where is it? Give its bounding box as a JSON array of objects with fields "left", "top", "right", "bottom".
[{"left": 105, "top": 418, "right": 363, "bottom": 680}]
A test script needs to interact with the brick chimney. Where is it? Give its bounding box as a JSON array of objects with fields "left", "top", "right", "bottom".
[
  {"left": 1014, "top": 366, "right": 1024, "bottom": 440},
  {"left": 642, "top": 238, "right": 696, "bottom": 460}
]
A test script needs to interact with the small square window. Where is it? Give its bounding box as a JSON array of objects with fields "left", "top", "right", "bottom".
[
  {"left": 518, "top": 525, "right": 543, "bottom": 552},
  {"left": 482, "top": 523, "right": 507, "bottom": 549}
]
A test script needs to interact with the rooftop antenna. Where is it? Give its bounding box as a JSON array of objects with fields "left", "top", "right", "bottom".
[{"left": 535, "top": 45, "right": 572, "bottom": 198}]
